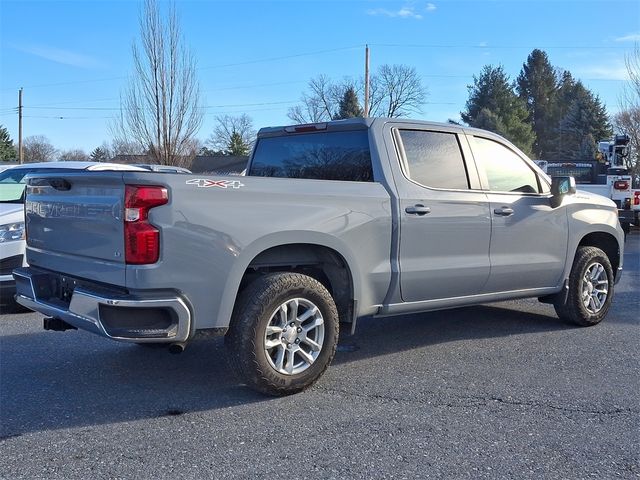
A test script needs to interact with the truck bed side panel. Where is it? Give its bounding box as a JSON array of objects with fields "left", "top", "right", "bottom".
[{"left": 123, "top": 172, "right": 392, "bottom": 329}]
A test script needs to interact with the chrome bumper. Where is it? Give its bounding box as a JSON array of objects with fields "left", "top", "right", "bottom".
[{"left": 13, "top": 267, "right": 191, "bottom": 343}]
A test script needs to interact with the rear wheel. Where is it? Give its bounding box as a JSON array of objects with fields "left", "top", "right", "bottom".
[
  {"left": 554, "top": 246, "right": 614, "bottom": 326},
  {"left": 226, "top": 272, "right": 339, "bottom": 396}
]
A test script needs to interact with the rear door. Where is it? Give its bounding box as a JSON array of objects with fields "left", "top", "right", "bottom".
[
  {"left": 25, "top": 171, "right": 128, "bottom": 286},
  {"left": 389, "top": 124, "right": 492, "bottom": 302},
  {"left": 467, "top": 134, "right": 568, "bottom": 292}
]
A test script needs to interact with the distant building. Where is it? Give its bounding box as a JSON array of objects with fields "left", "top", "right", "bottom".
[{"left": 190, "top": 155, "right": 248, "bottom": 174}]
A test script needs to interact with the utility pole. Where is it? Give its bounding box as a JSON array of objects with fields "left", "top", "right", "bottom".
[
  {"left": 364, "top": 45, "right": 370, "bottom": 118},
  {"left": 18, "top": 88, "right": 23, "bottom": 164}
]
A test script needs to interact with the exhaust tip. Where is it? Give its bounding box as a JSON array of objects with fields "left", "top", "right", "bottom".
[{"left": 168, "top": 342, "right": 186, "bottom": 354}]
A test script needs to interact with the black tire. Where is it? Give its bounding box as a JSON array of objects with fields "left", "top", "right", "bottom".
[
  {"left": 226, "top": 272, "right": 339, "bottom": 396},
  {"left": 554, "top": 246, "right": 614, "bottom": 327}
]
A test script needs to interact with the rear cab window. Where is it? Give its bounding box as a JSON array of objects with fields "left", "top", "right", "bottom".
[{"left": 248, "top": 130, "right": 373, "bottom": 182}]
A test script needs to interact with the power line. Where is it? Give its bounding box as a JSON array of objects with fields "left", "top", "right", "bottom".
[
  {"left": 22, "top": 115, "right": 114, "bottom": 119},
  {"left": 0, "top": 76, "right": 127, "bottom": 92},
  {"left": 0, "top": 46, "right": 363, "bottom": 92},
  {"left": 21, "top": 100, "right": 299, "bottom": 111},
  {"left": 198, "top": 45, "right": 363, "bottom": 71},
  {"left": 18, "top": 104, "right": 298, "bottom": 120}
]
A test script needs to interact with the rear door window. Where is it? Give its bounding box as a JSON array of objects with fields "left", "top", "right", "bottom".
[
  {"left": 249, "top": 130, "right": 373, "bottom": 182},
  {"left": 397, "top": 130, "right": 469, "bottom": 190}
]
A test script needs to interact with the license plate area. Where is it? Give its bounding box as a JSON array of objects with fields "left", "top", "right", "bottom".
[{"left": 27, "top": 270, "right": 128, "bottom": 308}]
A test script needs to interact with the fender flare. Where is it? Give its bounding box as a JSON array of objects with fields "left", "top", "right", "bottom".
[{"left": 215, "top": 231, "right": 362, "bottom": 328}]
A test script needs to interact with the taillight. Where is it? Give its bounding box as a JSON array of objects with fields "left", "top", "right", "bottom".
[
  {"left": 124, "top": 185, "right": 168, "bottom": 264},
  {"left": 613, "top": 180, "right": 629, "bottom": 190},
  {"left": 634, "top": 191, "right": 640, "bottom": 206}
]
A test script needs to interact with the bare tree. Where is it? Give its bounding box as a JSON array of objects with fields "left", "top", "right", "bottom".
[
  {"left": 287, "top": 65, "right": 426, "bottom": 123},
  {"left": 369, "top": 64, "right": 427, "bottom": 117},
  {"left": 617, "top": 43, "right": 640, "bottom": 186},
  {"left": 112, "top": 0, "right": 203, "bottom": 167},
  {"left": 23, "top": 135, "right": 57, "bottom": 163},
  {"left": 207, "top": 114, "right": 256, "bottom": 155},
  {"left": 287, "top": 75, "right": 351, "bottom": 124},
  {"left": 110, "top": 138, "right": 144, "bottom": 157},
  {"left": 59, "top": 149, "right": 89, "bottom": 161},
  {"left": 624, "top": 43, "right": 640, "bottom": 103}
]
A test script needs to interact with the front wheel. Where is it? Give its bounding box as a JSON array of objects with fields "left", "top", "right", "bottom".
[
  {"left": 226, "top": 272, "right": 339, "bottom": 396},
  {"left": 554, "top": 246, "right": 614, "bottom": 326}
]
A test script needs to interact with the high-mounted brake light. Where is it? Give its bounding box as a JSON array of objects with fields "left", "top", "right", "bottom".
[
  {"left": 124, "top": 185, "right": 168, "bottom": 264},
  {"left": 284, "top": 123, "right": 328, "bottom": 133}
]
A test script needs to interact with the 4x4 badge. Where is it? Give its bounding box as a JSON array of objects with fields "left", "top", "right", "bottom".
[{"left": 186, "top": 179, "right": 244, "bottom": 189}]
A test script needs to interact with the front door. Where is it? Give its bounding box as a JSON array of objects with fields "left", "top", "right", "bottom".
[{"left": 468, "top": 134, "right": 568, "bottom": 293}]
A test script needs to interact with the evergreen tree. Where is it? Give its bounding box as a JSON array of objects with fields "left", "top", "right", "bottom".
[
  {"left": 553, "top": 80, "right": 612, "bottom": 160},
  {"left": 0, "top": 125, "right": 17, "bottom": 161},
  {"left": 516, "top": 49, "right": 558, "bottom": 159},
  {"left": 198, "top": 146, "right": 225, "bottom": 156},
  {"left": 472, "top": 108, "right": 506, "bottom": 133},
  {"left": 461, "top": 65, "right": 536, "bottom": 155},
  {"left": 335, "top": 87, "right": 363, "bottom": 119},
  {"left": 90, "top": 147, "right": 109, "bottom": 162},
  {"left": 578, "top": 134, "right": 597, "bottom": 160},
  {"left": 228, "top": 131, "right": 250, "bottom": 156},
  {"left": 554, "top": 71, "right": 577, "bottom": 121}
]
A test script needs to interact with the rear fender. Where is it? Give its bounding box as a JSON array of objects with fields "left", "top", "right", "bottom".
[{"left": 217, "top": 232, "right": 362, "bottom": 329}]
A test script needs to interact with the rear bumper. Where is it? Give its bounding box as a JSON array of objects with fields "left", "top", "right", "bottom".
[{"left": 13, "top": 267, "right": 192, "bottom": 343}]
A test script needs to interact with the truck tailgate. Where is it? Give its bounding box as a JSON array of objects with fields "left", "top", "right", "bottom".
[{"left": 25, "top": 172, "right": 127, "bottom": 286}]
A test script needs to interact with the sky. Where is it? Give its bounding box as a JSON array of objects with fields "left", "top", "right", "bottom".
[{"left": 0, "top": 0, "right": 639, "bottom": 153}]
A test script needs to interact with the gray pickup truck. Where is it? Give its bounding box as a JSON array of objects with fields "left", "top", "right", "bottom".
[{"left": 14, "top": 118, "right": 625, "bottom": 395}]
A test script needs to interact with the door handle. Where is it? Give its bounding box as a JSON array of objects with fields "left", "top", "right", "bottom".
[
  {"left": 493, "top": 206, "right": 514, "bottom": 216},
  {"left": 405, "top": 204, "right": 431, "bottom": 216}
]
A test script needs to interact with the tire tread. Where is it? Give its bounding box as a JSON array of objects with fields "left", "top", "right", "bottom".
[
  {"left": 554, "top": 246, "right": 613, "bottom": 327},
  {"left": 226, "top": 272, "right": 339, "bottom": 395}
]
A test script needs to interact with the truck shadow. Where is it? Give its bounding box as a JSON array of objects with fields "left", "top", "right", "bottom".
[
  {"left": 334, "top": 303, "right": 571, "bottom": 362},
  {"left": 0, "top": 303, "right": 596, "bottom": 438}
]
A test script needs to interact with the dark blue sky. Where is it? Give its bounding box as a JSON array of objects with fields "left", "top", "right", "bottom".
[{"left": 1, "top": 0, "right": 638, "bottom": 152}]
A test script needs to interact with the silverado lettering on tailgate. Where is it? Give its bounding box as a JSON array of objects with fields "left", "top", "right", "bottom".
[{"left": 26, "top": 200, "right": 121, "bottom": 220}]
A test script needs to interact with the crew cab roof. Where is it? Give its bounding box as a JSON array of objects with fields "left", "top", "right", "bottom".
[{"left": 258, "top": 117, "right": 498, "bottom": 137}]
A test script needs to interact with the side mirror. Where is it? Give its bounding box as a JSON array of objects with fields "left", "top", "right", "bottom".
[{"left": 550, "top": 176, "right": 576, "bottom": 207}]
